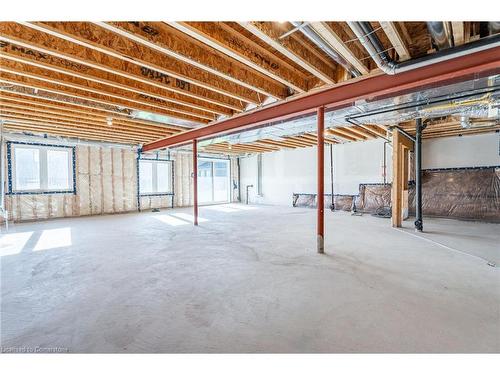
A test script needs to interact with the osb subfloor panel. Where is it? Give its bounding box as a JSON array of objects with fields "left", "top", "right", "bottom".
[{"left": 1, "top": 204, "right": 499, "bottom": 353}]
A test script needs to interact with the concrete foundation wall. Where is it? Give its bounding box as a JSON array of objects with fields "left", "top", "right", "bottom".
[{"left": 240, "top": 132, "right": 500, "bottom": 206}]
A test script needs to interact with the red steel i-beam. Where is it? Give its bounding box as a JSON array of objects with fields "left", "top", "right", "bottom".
[
  {"left": 193, "top": 139, "right": 198, "bottom": 226},
  {"left": 317, "top": 106, "right": 325, "bottom": 254}
]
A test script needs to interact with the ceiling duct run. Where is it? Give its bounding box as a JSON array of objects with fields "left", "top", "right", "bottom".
[
  {"left": 196, "top": 74, "right": 499, "bottom": 149},
  {"left": 290, "top": 22, "right": 362, "bottom": 77}
]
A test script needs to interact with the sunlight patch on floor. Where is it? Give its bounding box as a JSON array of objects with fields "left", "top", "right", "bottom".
[
  {"left": 0, "top": 231, "right": 33, "bottom": 257},
  {"left": 202, "top": 206, "right": 239, "bottom": 213},
  {"left": 170, "top": 213, "right": 208, "bottom": 223},
  {"left": 154, "top": 215, "right": 189, "bottom": 226},
  {"left": 33, "top": 227, "right": 72, "bottom": 252},
  {"left": 224, "top": 204, "right": 258, "bottom": 210}
]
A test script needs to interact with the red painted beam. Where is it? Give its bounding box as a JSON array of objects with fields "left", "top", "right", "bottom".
[
  {"left": 317, "top": 107, "right": 325, "bottom": 254},
  {"left": 193, "top": 139, "right": 198, "bottom": 226},
  {"left": 142, "top": 46, "right": 500, "bottom": 152}
]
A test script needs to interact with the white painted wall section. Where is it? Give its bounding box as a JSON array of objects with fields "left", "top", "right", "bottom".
[
  {"left": 240, "top": 132, "right": 500, "bottom": 206},
  {"left": 422, "top": 132, "right": 500, "bottom": 169},
  {"left": 241, "top": 138, "right": 389, "bottom": 205}
]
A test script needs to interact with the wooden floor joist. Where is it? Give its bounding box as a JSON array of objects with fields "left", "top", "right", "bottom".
[
  {"left": 199, "top": 130, "right": 347, "bottom": 156},
  {"left": 1, "top": 21, "right": 496, "bottom": 148},
  {"left": 203, "top": 142, "right": 278, "bottom": 154},
  {"left": 0, "top": 52, "right": 233, "bottom": 116},
  {"left": 357, "top": 124, "right": 388, "bottom": 138},
  {"left": 0, "top": 24, "right": 246, "bottom": 112},
  {"left": 4, "top": 125, "right": 147, "bottom": 144},
  {"left": 0, "top": 92, "right": 190, "bottom": 132},
  {"left": 22, "top": 22, "right": 263, "bottom": 105},
  {"left": 0, "top": 67, "right": 213, "bottom": 123},
  {"left": 255, "top": 139, "right": 297, "bottom": 148},
  {"left": 326, "top": 128, "right": 359, "bottom": 142},
  {"left": 298, "top": 133, "right": 319, "bottom": 141},
  {"left": 451, "top": 22, "right": 465, "bottom": 47},
  {"left": 309, "top": 22, "right": 370, "bottom": 75},
  {"left": 283, "top": 136, "right": 316, "bottom": 147},
  {"left": 238, "top": 22, "right": 337, "bottom": 85},
  {"left": 0, "top": 101, "right": 176, "bottom": 133},
  {"left": 0, "top": 113, "right": 169, "bottom": 140},
  {"left": 97, "top": 22, "right": 289, "bottom": 100},
  {"left": 0, "top": 107, "right": 176, "bottom": 138},
  {"left": 168, "top": 22, "right": 308, "bottom": 93},
  {"left": 2, "top": 120, "right": 151, "bottom": 143},
  {"left": 421, "top": 127, "right": 500, "bottom": 138},
  {"left": 344, "top": 125, "right": 377, "bottom": 139},
  {"left": 380, "top": 22, "right": 411, "bottom": 61},
  {"left": 293, "top": 135, "right": 319, "bottom": 145},
  {"left": 0, "top": 76, "right": 208, "bottom": 125},
  {"left": 331, "top": 127, "right": 368, "bottom": 140}
]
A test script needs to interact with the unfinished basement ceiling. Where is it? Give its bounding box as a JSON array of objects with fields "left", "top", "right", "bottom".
[
  {"left": 0, "top": 21, "right": 499, "bottom": 149},
  {"left": 194, "top": 74, "right": 500, "bottom": 154}
]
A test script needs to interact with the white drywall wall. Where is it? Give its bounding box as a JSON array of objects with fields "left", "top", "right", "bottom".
[
  {"left": 240, "top": 132, "right": 500, "bottom": 206},
  {"left": 240, "top": 138, "right": 389, "bottom": 206},
  {"left": 422, "top": 132, "right": 500, "bottom": 169}
]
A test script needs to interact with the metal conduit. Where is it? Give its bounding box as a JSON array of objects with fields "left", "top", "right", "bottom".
[
  {"left": 357, "top": 22, "right": 392, "bottom": 64},
  {"left": 290, "top": 22, "right": 362, "bottom": 77},
  {"left": 347, "top": 21, "right": 500, "bottom": 75},
  {"left": 489, "top": 22, "right": 500, "bottom": 35}
]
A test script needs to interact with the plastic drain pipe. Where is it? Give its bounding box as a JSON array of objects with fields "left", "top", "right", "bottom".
[
  {"left": 414, "top": 118, "right": 425, "bottom": 232},
  {"left": 330, "top": 143, "right": 335, "bottom": 211},
  {"left": 317, "top": 106, "right": 325, "bottom": 254}
]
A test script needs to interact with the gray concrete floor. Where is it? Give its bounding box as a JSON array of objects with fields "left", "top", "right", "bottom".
[{"left": 1, "top": 204, "right": 499, "bottom": 353}]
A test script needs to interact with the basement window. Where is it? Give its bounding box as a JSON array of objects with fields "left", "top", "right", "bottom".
[
  {"left": 138, "top": 159, "right": 173, "bottom": 195},
  {"left": 7, "top": 142, "right": 76, "bottom": 195}
]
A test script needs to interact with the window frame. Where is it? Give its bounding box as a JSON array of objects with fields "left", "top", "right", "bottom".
[
  {"left": 137, "top": 157, "right": 174, "bottom": 197},
  {"left": 7, "top": 141, "right": 76, "bottom": 195},
  {"left": 197, "top": 157, "right": 231, "bottom": 205}
]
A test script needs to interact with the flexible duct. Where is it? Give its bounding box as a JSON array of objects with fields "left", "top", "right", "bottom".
[
  {"left": 290, "top": 22, "right": 362, "bottom": 77},
  {"left": 426, "top": 22, "right": 453, "bottom": 50},
  {"left": 489, "top": 22, "right": 500, "bottom": 35},
  {"left": 347, "top": 21, "right": 500, "bottom": 75}
]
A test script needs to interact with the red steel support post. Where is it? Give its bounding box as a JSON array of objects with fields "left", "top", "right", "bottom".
[
  {"left": 193, "top": 139, "right": 198, "bottom": 226},
  {"left": 317, "top": 106, "right": 325, "bottom": 254}
]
